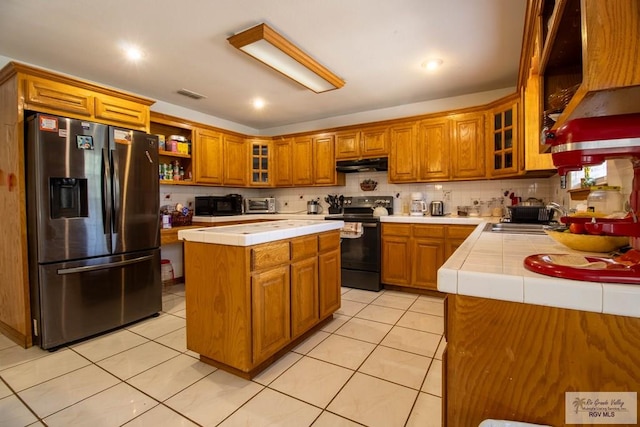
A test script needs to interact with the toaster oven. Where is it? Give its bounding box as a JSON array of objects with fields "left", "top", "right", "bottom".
[{"left": 244, "top": 197, "right": 276, "bottom": 214}]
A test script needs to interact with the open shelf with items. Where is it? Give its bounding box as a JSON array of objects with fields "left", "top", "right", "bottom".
[
  {"left": 537, "top": 0, "right": 640, "bottom": 132},
  {"left": 151, "top": 113, "right": 194, "bottom": 185},
  {"left": 539, "top": 0, "right": 582, "bottom": 128}
]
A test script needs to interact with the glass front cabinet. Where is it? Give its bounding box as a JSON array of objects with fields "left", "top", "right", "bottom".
[
  {"left": 489, "top": 98, "right": 519, "bottom": 177},
  {"left": 249, "top": 139, "right": 272, "bottom": 187}
]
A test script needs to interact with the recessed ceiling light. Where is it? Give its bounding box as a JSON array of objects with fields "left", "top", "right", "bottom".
[
  {"left": 253, "top": 98, "right": 266, "bottom": 109},
  {"left": 122, "top": 43, "right": 145, "bottom": 61},
  {"left": 421, "top": 58, "right": 443, "bottom": 71}
]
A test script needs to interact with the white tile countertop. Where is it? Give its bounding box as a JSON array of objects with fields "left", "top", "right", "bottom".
[
  {"left": 192, "top": 213, "right": 495, "bottom": 224},
  {"left": 438, "top": 223, "right": 640, "bottom": 318},
  {"left": 178, "top": 220, "right": 344, "bottom": 246}
]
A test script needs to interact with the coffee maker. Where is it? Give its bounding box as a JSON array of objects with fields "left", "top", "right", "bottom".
[{"left": 409, "top": 192, "right": 427, "bottom": 216}]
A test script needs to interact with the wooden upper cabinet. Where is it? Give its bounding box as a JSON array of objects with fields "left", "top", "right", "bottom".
[
  {"left": 223, "top": 133, "right": 247, "bottom": 186},
  {"left": 273, "top": 138, "right": 293, "bottom": 187},
  {"left": 335, "top": 126, "right": 388, "bottom": 160},
  {"left": 18, "top": 66, "right": 152, "bottom": 131},
  {"left": 488, "top": 98, "right": 519, "bottom": 177},
  {"left": 313, "top": 133, "right": 337, "bottom": 185},
  {"left": 248, "top": 138, "right": 272, "bottom": 187},
  {"left": 292, "top": 136, "right": 314, "bottom": 186},
  {"left": 450, "top": 112, "right": 485, "bottom": 180},
  {"left": 361, "top": 126, "right": 388, "bottom": 158},
  {"left": 194, "top": 128, "right": 223, "bottom": 185},
  {"left": 417, "top": 118, "right": 450, "bottom": 181},
  {"left": 335, "top": 130, "right": 360, "bottom": 159},
  {"left": 24, "top": 75, "right": 94, "bottom": 116},
  {"left": 94, "top": 94, "right": 148, "bottom": 129},
  {"left": 388, "top": 122, "right": 418, "bottom": 182}
]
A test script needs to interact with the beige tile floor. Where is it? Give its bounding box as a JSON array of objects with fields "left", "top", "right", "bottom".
[{"left": 0, "top": 284, "right": 445, "bottom": 427}]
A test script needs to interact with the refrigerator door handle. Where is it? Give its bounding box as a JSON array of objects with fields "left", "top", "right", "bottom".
[
  {"left": 111, "top": 148, "right": 121, "bottom": 231},
  {"left": 102, "top": 148, "right": 111, "bottom": 236},
  {"left": 57, "top": 254, "right": 155, "bottom": 275}
]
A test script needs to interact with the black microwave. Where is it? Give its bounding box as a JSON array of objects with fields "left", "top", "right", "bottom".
[{"left": 194, "top": 194, "right": 243, "bottom": 216}]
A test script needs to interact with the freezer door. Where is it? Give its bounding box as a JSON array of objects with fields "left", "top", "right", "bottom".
[
  {"left": 34, "top": 249, "right": 161, "bottom": 349},
  {"left": 27, "top": 114, "right": 111, "bottom": 263},
  {"left": 110, "top": 128, "right": 160, "bottom": 254}
]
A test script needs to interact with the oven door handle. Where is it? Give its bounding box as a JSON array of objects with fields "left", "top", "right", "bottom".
[{"left": 361, "top": 223, "right": 378, "bottom": 228}]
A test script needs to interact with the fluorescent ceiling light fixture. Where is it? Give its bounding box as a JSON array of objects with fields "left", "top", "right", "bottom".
[
  {"left": 228, "top": 23, "right": 344, "bottom": 93},
  {"left": 421, "top": 58, "right": 443, "bottom": 71}
]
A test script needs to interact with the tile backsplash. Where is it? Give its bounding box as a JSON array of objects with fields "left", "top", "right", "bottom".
[{"left": 160, "top": 172, "right": 559, "bottom": 216}]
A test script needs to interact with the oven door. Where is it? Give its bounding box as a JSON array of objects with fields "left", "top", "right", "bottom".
[
  {"left": 328, "top": 217, "right": 383, "bottom": 291},
  {"left": 340, "top": 220, "right": 380, "bottom": 272}
]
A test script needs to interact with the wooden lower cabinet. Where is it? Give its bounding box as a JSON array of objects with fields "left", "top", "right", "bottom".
[
  {"left": 291, "top": 257, "right": 319, "bottom": 338},
  {"left": 382, "top": 223, "right": 474, "bottom": 291},
  {"left": 444, "top": 294, "right": 640, "bottom": 426},
  {"left": 381, "top": 234, "right": 411, "bottom": 286},
  {"left": 184, "top": 230, "right": 340, "bottom": 377},
  {"left": 318, "top": 248, "right": 341, "bottom": 317},
  {"left": 445, "top": 225, "right": 475, "bottom": 259},
  {"left": 411, "top": 238, "right": 444, "bottom": 288},
  {"left": 252, "top": 266, "right": 291, "bottom": 365}
]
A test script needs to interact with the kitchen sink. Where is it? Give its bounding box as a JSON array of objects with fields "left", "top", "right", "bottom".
[{"left": 484, "top": 222, "right": 549, "bottom": 235}]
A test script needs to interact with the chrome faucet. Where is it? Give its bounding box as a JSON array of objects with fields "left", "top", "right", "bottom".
[{"left": 546, "top": 202, "right": 568, "bottom": 221}]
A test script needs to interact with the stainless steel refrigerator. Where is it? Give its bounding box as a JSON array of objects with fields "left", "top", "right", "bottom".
[{"left": 26, "top": 113, "right": 161, "bottom": 349}]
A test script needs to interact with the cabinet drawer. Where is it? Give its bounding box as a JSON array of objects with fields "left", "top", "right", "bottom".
[
  {"left": 25, "top": 76, "right": 94, "bottom": 116},
  {"left": 318, "top": 231, "right": 340, "bottom": 252},
  {"left": 95, "top": 94, "right": 148, "bottom": 129},
  {"left": 251, "top": 241, "right": 290, "bottom": 271},
  {"left": 413, "top": 224, "right": 445, "bottom": 238},
  {"left": 446, "top": 225, "right": 475, "bottom": 239},
  {"left": 291, "top": 235, "right": 318, "bottom": 260},
  {"left": 382, "top": 223, "right": 411, "bottom": 237}
]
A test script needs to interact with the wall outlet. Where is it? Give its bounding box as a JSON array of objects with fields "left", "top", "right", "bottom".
[{"left": 443, "top": 191, "right": 451, "bottom": 201}]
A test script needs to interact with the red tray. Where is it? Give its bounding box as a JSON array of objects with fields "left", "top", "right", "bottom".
[{"left": 524, "top": 254, "right": 640, "bottom": 284}]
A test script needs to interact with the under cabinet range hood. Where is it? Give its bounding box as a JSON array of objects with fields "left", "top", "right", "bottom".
[{"left": 336, "top": 157, "right": 388, "bottom": 173}]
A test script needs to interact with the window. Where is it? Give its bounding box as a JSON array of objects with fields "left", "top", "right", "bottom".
[{"left": 569, "top": 161, "right": 607, "bottom": 189}]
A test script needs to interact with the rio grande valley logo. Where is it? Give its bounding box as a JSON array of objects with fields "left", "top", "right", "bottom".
[{"left": 566, "top": 392, "right": 637, "bottom": 424}]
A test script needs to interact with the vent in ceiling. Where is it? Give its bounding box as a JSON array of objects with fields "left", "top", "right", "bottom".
[{"left": 177, "top": 88, "right": 207, "bottom": 100}]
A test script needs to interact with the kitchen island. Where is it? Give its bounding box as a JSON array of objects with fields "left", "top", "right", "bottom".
[
  {"left": 178, "top": 220, "right": 343, "bottom": 378},
  {"left": 439, "top": 224, "right": 640, "bottom": 426}
]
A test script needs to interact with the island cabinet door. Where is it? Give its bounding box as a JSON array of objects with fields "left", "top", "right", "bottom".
[
  {"left": 291, "top": 257, "right": 319, "bottom": 338},
  {"left": 252, "top": 266, "right": 291, "bottom": 365},
  {"left": 318, "top": 248, "right": 341, "bottom": 318}
]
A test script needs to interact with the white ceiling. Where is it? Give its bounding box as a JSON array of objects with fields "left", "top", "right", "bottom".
[{"left": 0, "top": 0, "right": 526, "bottom": 132}]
